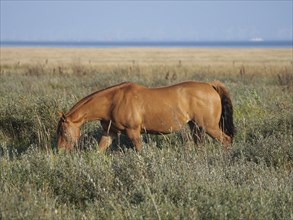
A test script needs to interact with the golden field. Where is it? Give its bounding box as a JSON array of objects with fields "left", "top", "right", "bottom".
[{"left": 1, "top": 47, "right": 292, "bottom": 75}]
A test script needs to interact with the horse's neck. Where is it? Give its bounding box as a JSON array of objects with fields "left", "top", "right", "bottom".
[{"left": 66, "top": 92, "right": 112, "bottom": 126}]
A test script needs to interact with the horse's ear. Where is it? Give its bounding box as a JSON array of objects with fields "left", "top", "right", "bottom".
[
  {"left": 58, "top": 112, "right": 67, "bottom": 122},
  {"left": 58, "top": 112, "right": 63, "bottom": 118}
]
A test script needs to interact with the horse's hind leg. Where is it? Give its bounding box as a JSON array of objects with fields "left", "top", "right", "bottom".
[
  {"left": 188, "top": 122, "right": 204, "bottom": 145},
  {"left": 205, "top": 126, "right": 232, "bottom": 149}
]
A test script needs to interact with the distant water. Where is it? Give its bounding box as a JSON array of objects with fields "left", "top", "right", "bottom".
[{"left": 1, "top": 40, "right": 292, "bottom": 48}]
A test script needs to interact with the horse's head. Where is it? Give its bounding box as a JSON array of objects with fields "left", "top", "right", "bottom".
[{"left": 57, "top": 113, "right": 80, "bottom": 151}]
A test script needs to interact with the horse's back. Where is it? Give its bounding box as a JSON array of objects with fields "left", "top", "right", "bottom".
[
  {"left": 118, "top": 80, "right": 214, "bottom": 93},
  {"left": 118, "top": 81, "right": 220, "bottom": 113}
]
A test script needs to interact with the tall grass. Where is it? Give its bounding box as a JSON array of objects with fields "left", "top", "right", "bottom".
[{"left": 0, "top": 48, "right": 292, "bottom": 219}]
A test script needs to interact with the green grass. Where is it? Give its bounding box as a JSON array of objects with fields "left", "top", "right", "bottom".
[{"left": 0, "top": 49, "right": 293, "bottom": 219}]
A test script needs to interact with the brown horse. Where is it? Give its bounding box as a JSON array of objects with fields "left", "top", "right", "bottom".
[{"left": 57, "top": 81, "right": 235, "bottom": 152}]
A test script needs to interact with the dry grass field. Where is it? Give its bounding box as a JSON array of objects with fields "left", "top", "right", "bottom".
[
  {"left": 1, "top": 47, "right": 292, "bottom": 73},
  {"left": 1, "top": 47, "right": 291, "bottom": 65},
  {"left": 0, "top": 47, "right": 292, "bottom": 219}
]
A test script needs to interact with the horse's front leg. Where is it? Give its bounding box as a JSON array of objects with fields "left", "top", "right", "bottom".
[
  {"left": 126, "top": 128, "right": 142, "bottom": 152},
  {"left": 98, "top": 120, "right": 115, "bottom": 152},
  {"left": 98, "top": 132, "right": 114, "bottom": 152}
]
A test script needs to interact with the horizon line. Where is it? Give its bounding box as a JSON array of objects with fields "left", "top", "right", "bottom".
[{"left": 1, "top": 39, "right": 293, "bottom": 42}]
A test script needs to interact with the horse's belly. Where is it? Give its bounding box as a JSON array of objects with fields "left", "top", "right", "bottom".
[{"left": 142, "top": 112, "right": 188, "bottom": 134}]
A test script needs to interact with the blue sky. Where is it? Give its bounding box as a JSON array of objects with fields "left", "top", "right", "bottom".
[{"left": 1, "top": 1, "right": 292, "bottom": 41}]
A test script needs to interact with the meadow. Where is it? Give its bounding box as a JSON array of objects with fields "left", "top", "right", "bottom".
[{"left": 0, "top": 47, "right": 292, "bottom": 219}]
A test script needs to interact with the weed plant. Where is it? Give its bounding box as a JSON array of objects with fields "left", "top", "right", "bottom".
[{"left": 0, "top": 49, "right": 292, "bottom": 219}]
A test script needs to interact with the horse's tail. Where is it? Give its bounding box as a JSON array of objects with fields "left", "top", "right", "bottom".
[{"left": 210, "top": 81, "right": 236, "bottom": 141}]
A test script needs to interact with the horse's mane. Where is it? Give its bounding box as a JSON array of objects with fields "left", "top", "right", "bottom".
[{"left": 66, "top": 82, "right": 131, "bottom": 116}]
